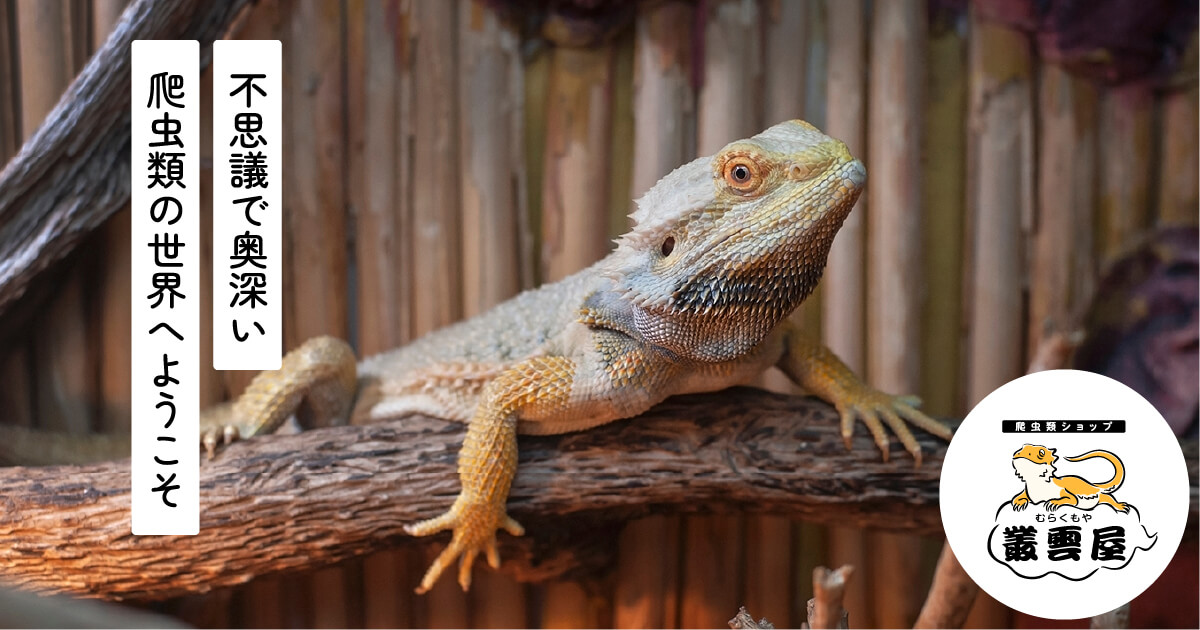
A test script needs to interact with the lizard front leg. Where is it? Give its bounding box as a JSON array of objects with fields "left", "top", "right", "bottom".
[
  {"left": 405, "top": 355, "right": 575, "bottom": 594},
  {"left": 776, "top": 321, "right": 952, "bottom": 464},
  {"left": 200, "top": 336, "right": 358, "bottom": 457}
]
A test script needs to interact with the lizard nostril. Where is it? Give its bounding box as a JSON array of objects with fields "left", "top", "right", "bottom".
[{"left": 788, "top": 164, "right": 810, "bottom": 180}]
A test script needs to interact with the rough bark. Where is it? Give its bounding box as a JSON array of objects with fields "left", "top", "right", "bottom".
[
  {"left": 1, "top": 387, "right": 1195, "bottom": 602},
  {"left": 1, "top": 389, "right": 932, "bottom": 601},
  {"left": 0, "top": 0, "right": 251, "bottom": 328}
]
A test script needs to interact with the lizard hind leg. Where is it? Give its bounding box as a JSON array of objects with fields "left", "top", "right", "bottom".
[
  {"left": 1098, "top": 493, "right": 1130, "bottom": 513},
  {"left": 200, "top": 336, "right": 358, "bottom": 458}
]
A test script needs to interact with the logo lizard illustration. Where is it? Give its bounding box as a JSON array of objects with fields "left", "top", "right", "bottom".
[{"left": 1009, "top": 444, "right": 1129, "bottom": 513}]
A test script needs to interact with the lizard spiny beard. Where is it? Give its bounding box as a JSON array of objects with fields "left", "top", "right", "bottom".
[{"left": 635, "top": 205, "right": 848, "bottom": 363}]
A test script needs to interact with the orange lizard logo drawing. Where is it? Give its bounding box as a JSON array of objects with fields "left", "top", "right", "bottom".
[{"left": 1009, "top": 444, "right": 1129, "bottom": 513}]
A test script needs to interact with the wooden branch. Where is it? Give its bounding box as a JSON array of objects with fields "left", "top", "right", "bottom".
[
  {"left": 914, "top": 545, "right": 978, "bottom": 629},
  {"left": 729, "top": 606, "right": 775, "bottom": 629},
  {"left": 807, "top": 565, "right": 853, "bottom": 629},
  {"left": 1, "top": 387, "right": 1196, "bottom": 602},
  {"left": 0, "top": 0, "right": 251, "bottom": 325},
  {"left": 0, "top": 389, "right": 932, "bottom": 600}
]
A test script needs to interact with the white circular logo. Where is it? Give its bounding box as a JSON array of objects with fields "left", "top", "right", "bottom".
[{"left": 940, "top": 369, "right": 1189, "bottom": 620}]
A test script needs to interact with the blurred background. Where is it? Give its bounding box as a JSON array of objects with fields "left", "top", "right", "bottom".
[{"left": 0, "top": 0, "right": 1195, "bottom": 627}]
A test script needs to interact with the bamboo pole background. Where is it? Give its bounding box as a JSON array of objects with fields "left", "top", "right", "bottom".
[
  {"left": 19, "top": 0, "right": 93, "bottom": 439},
  {"left": 612, "top": 4, "right": 693, "bottom": 627},
  {"left": 1158, "top": 73, "right": 1198, "bottom": 226},
  {"left": 94, "top": 0, "right": 133, "bottom": 439},
  {"left": 963, "top": 11, "right": 1037, "bottom": 627},
  {"left": 536, "top": 11, "right": 620, "bottom": 628},
  {"left": 821, "top": 2, "right": 870, "bottom": 624},
  {"left": 0, "top": 1, "right": 1196, "bottom": 628},
  {"left": 346, "top": 1, "right": 419, "bottom": 626},
  {"left": 748, "top": 1, "right": 810, "bottom": 625},
  {"left": 683, "top": 1, "right": 761, "bottom": 626},
  {"left": 865, "top": 2, "right": 929, "bottom": 628}
]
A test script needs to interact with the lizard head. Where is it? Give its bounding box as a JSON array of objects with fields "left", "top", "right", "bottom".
[
  {"left": 1013, "top": 444, "right": 1058, "bottom": 466},
  {"left": 600, "top": 119, "right": 865, "bottom": 363}
]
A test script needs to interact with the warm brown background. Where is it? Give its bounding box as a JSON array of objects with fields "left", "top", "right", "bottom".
[{"left": 0, "top": 0, "right": 1195, "bottom": 628}]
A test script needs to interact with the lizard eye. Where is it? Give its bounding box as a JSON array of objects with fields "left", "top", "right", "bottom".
[
  {"left": 722, "top": 156, "right": 763, "bottom": 195},
  {"left": 661, "top": 236, "right": 675, "bottom": 257}
]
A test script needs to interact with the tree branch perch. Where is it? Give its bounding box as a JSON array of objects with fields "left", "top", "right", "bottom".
[
  {"left": 0, "top": 0, "right": 251, "bottom": 330},
  {"left": 0, "top": 388, "right": 1196, "bottom": 602}
]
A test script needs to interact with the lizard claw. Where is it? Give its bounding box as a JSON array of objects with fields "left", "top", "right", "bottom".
[
  {"left": 199, "top": 402, "right": 249, "bottom": 460},
  {"left": 835, "top": 389, "right": 953, "bottom": 466},
  {"left": 406, "top": 500, "right": 524, "bottom": 594},
  {"left": 199, "top": 423, "right": 241, "bottom": 460}
]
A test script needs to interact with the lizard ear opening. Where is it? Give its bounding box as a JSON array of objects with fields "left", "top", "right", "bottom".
[{"left": 660, "top": 236, "right": 675, "bottom": 257}]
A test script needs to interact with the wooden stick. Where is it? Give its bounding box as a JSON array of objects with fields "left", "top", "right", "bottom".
[
  {"left": 807, "top": 565, "right": 852, "bottom": 629},
  {"left": 913, "top": 545, "right": 977, "bottom": 629},
  {"left": 729, "top": 605, "right": 775, "bottom": 629}
]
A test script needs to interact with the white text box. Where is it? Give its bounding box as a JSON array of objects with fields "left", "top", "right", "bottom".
[{"left": 131, "top": 39, "right": 200, "bottom": 535}]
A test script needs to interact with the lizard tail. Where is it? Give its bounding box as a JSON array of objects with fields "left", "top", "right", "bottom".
[{"left": 1065, "top": 450, "right": 1124, "bottom": 492}]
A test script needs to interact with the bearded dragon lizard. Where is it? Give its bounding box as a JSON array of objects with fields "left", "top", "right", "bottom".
[{"left": 2, "top": 120, "right": 952, "bottom": 594}]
